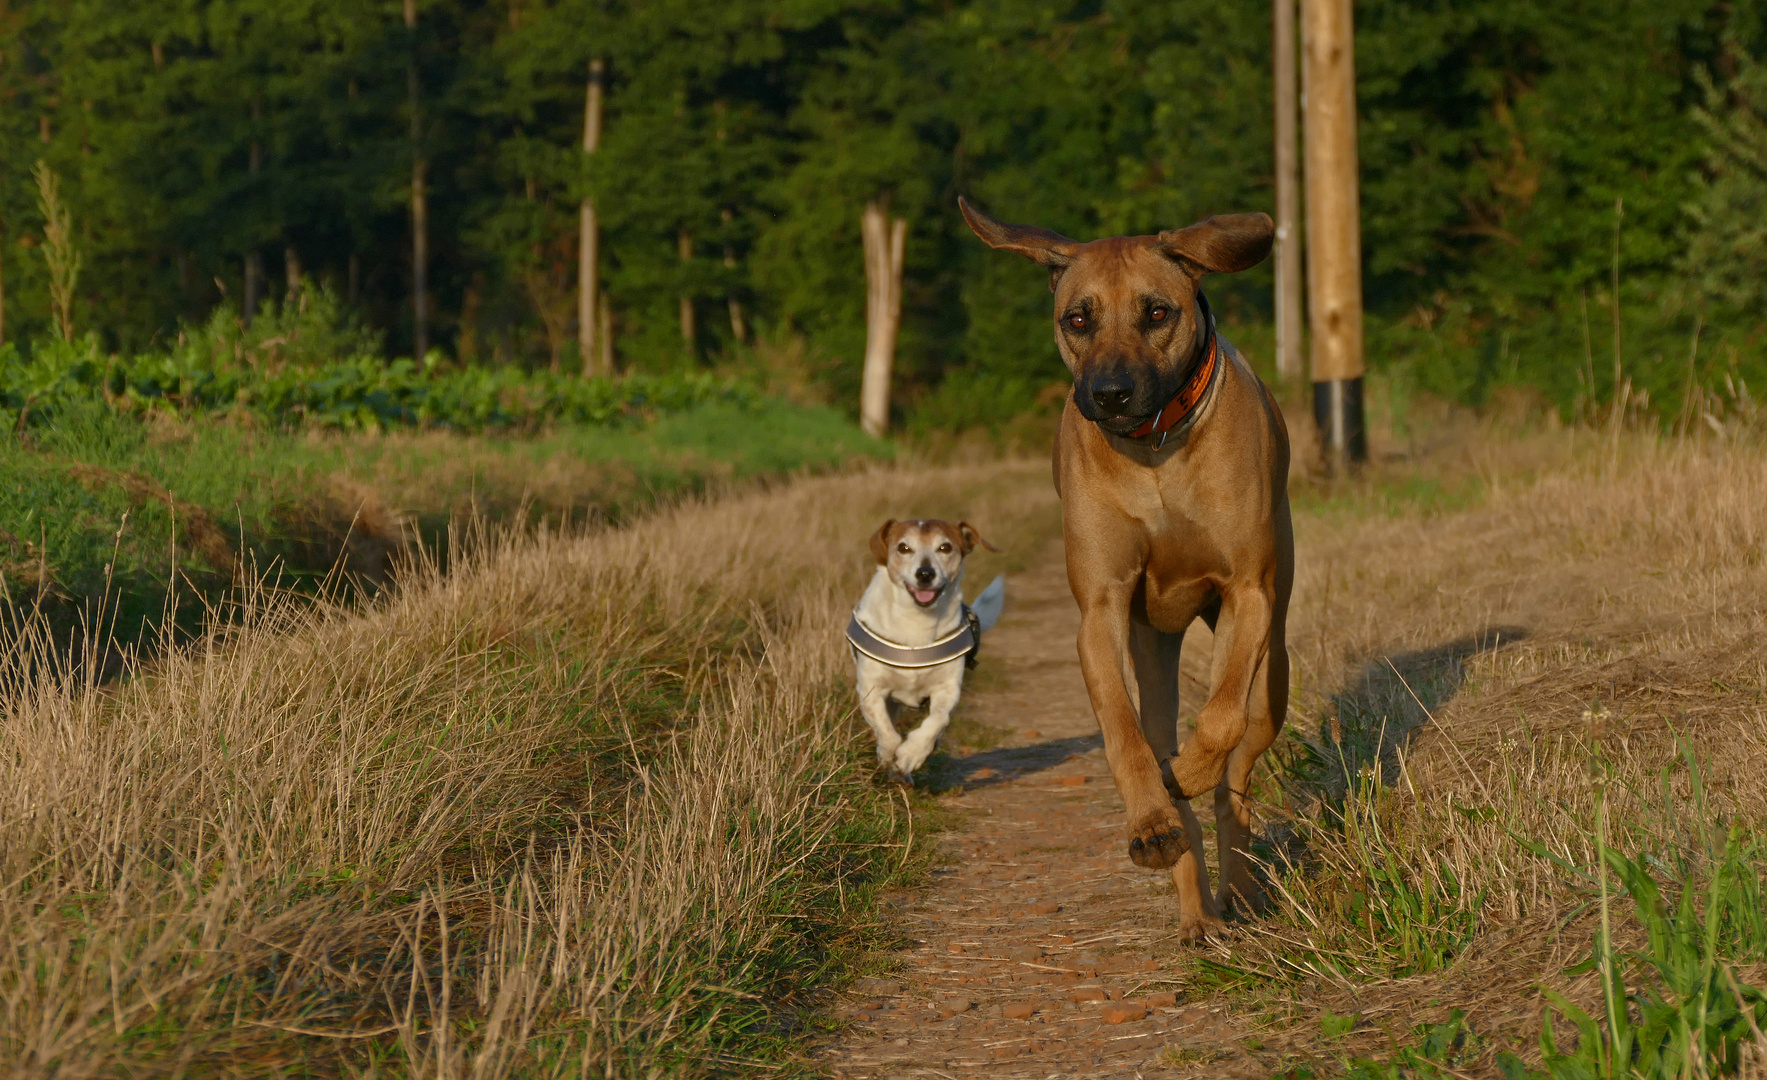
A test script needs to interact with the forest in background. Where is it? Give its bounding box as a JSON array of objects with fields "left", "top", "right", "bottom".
[{"left": 5, "top": 0, "right": 1767, "bottom": 431}]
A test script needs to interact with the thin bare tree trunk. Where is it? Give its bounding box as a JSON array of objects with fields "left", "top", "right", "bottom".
[
  {"left": 860, "top": 199, "right": 906, "bottom": 438},
  {"left": 285, "top": 245, "right": 303, "bottom": 301},
  {"left": 244, "top": 101, "right": 263, "bottom": 328},
  {"left": 598, "top": 293, "right": 613, "bottom": 373},
  {"left": 722, "top": 207, "right": 747, "bottom": 344},
  {"left": 0, "top": 219, "right": 8, "bottom": 347},
  {"left": 1302, "top": 0, "right": 1365, "bottom": 463},
  {"left": 1273, "top": 0, "right": 1302, "bottom": 384},
  {"left": 578, "top": 58, "right": 605, "bottom": 377},
  {"left": 406, "top": 0, "right": 428, "bottom": 359},
  {"left": 678, "top": 228, "right": 696, "bottom": 357}
]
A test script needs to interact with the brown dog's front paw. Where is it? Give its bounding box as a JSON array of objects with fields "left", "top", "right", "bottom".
[
  {"left": 1126, "top": 810, "right": 1190, "bottom": 869},
  {"left": 1175, "top": 913, "right": 1227, "bottom": 944}
]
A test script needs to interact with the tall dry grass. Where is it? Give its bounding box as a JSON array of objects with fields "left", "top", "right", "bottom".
[
  {"left": 1218, "top": 436, "right": 1767, "bottom": 1072},
  {"left": 0, "top": 458, "right": 1057, "bottom": 1076}
]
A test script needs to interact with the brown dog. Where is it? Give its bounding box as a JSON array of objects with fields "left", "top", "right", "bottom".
[{"left": 960, "top": 197, "right": 1292, "bottom": 941}]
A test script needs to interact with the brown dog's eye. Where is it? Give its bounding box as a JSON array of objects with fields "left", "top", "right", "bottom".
[
  {"left": 938, "top": 542, "right": 952, "bottom": 553},
  {"left": 896, "top": 542, "right": 911, "bottom": 555},
  {"left": 1150, "top": 306, "right": 1168, "bottom": 323},
  {"left": 1066, "top": 313, "right": 1087, "bottom": 330}
]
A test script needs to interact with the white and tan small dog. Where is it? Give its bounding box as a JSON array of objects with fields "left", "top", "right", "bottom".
[{"left": 848, "top": 518, "right": 1005, "bottom": 782}]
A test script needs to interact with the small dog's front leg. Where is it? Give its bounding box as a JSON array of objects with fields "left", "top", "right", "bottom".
[
  {"left": 894, "top": 682, "right": 960, "bottom": 779},
  {"left": 858, "top": 687, "right": 903, "bottom": 769}
]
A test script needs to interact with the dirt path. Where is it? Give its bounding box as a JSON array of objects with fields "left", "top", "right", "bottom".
[{"left": 818, "top": 537, "right": 1264, "bottom": 1079}]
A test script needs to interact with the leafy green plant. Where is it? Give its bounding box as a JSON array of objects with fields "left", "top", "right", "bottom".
[
  {"left": 1502, "top": 751, "right": 1767, "bottom": 1080},
  {"left": 0, "top": 333, "right": 766, "bottom": 435},
  {"left": 1273, "top": 1011, "right": 1485, "bottom": 1080}
]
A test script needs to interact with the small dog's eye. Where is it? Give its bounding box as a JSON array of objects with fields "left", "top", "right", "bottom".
[
  {"left": 1066, "top": 313, "right": 1086, "bottom": 330},
  {"left": 938, "top": 543, "right": 952, "bottom": 553},
  {"left": 1150, "top": 306, "right": 1168, "bottom": 323},
  {"left": 896, "top": 542, "right": 911, "bottom": 554}
]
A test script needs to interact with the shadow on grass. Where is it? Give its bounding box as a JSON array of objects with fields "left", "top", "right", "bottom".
[{"left": 1281, "top": 625, "right": 1530, "bottom": 811}]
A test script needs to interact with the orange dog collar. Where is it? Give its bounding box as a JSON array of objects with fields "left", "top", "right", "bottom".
[{"left": 1127, "top": 333, "right": 1218, "bottom": 447}]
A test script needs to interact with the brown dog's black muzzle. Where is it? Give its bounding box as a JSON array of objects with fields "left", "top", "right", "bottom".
[{"left": 1076, "top": 361, "right": 1179, "bottom": 432}]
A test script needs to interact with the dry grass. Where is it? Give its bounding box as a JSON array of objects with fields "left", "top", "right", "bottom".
[
  {"left": 1194, "top": 432, "right": 1767, "bottom": 1076},
  {"left": 0, "top": 458, "right": 1058, "bottom": 1077}
]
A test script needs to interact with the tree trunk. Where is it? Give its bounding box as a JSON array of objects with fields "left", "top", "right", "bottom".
[
  {"left": 578, "top": 58, "right": 605, "bottom": 377},
  {"left": 677, "top": 228, "right": 696, "bottom": 357},
  {"left": 406, "top": 0, "right": 429, "bottom": 360},
  {"left": 244, "top": 119, "right": 262, "bottom": 328},
  {"left": 722, "top": 208, "right": 747, "bottom": 344},
  {"left": 598, "top": 293, "right": 614, "bottom": 373},
  {"left": 1272, "top": 0, "right": 1303, "bottom": 384},
  {"left": 285, "top": 245, "right": 303, "bottom": 301},
  {"left": 0, "top": 219, "right": 7, "bottom": 347},
  {"left": 1302, "top": 0, "right": 1365, "bottom": 463},
  {"left": 860, "top": 199, "right": 906, "bottom": 438}
]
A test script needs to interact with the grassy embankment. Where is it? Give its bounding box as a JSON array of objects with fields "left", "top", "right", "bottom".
[
  {"left": 1162, "top": 425, "right": 1767, "bottom": 1080},
  {"left": 1, "top": 396, "right": 886, "bottom": 648},
  {"left": 0, "top": 455, "right": 1056, "bottom": 1076}
]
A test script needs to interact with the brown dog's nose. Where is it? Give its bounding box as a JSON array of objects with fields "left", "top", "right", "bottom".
[
  {"left": 915, "top": 564, "right": 937, "bottom": 585},
  {"left": 1090, "top": 374, "right": 1136, "bottom": 416}
]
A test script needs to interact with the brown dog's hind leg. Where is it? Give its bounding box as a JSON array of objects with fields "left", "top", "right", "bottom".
[
  {"left": 1216, "top": 623, "right": 1286, "bottom": 914},
  {"left": 1128, "top": 621, "right": 1183, "bottom": 760},
  {"left": 1172, "top": 801, "right": 1224, "bottom": 941},
  {"left": 1131, "top": 621, "right": 1225, "bottom": 938},
  {"left": 1079, "top": 606, "right": 1188, "bottom": 869}
]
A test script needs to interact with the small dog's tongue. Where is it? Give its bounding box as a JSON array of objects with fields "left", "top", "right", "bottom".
[{"left": 913, "top": 588, "right": 939, "bottom": 605}]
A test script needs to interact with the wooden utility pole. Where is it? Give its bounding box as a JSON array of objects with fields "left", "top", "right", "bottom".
[
  {"left": 406, "top": 0, "right": 429, "bottom": 360},
  {"left": 578, "top": 58, "right": 605, "bottom": 377},
  {"left": 1302, "top": 0, "right": 1366, "bottom": 463},
  {"left": 1272, "top": 0, "right": 1303, "bottom": 385},
  {"left": 859, "top": 198, "right": 907, "bottom": 438}
]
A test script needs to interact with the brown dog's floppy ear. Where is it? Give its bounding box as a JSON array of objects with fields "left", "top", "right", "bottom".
[
  {"left": 959, "top": 197, "right": 1081, "bottom": 283},
  {"left": 1157, "top": 212, "right": 1275, "bottom": 275},
  {"left": 956, "top": 521, "right": 999, "bottom": 556},
  {"left": 869, "top": 519, "right": 896, "bottom": 565}
]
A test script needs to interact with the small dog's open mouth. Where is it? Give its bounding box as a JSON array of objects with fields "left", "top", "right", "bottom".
[{"left": 909, "top": 585, "right": 943, "bottom": 607}]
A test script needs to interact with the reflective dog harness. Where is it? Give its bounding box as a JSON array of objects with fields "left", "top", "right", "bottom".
[{"left": 846, "top": 606, "right": 984, "bottom": 670}]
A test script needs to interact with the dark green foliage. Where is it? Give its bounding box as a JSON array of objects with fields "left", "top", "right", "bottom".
[
  {"left": 4, "top": 0, "right": 1767, "bottom": 424},
  {"left": 0, "top": 329, "right": 757, "bottom": 434}
]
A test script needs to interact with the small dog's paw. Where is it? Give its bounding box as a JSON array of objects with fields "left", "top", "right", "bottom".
[
  {"left": 1174, "top": 912, "right": 1227, "bottom": 944},
  {"left": 893, "top": 740, "right": 935, "bottom": 777},
  {"left": 1126, "top": 807, "right": 1190, "bottom": 869}
]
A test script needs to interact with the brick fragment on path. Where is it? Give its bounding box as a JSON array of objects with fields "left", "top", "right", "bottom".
[
  {"left": 1028, "top": 900, "right": 1060, "bottom": 914},
  {"left": 1102, "top": 1004, "right": 1147, "bottom": 1024},
  {"left": 1146, "top": 991, "right": 1179, "bottom": 1007},
  {"left": 1069, "top": 987, "right": 1107, "bottom": 1003},
  {"left": 1002, "top": 1002, "right": 1036, "bottom": 1019},
  {"left": 1059, "top": 775, "right": 1089, "bottom": 786},
  {"left": 1021, "top": 729, "right": 1042, "bottom": 738}
]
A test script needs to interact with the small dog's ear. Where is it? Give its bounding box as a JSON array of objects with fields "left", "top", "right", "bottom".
[
  {"left": 956, "top": 521, "right": 999, "bottom": 556},
  {"left": 1157, "top": 213, "right": 1274, "bottom": 275},
  {"left": 960, "top": 197, "right": 1080, "bottom": 287},
  {"left": 869, "top": 519, "right": 897, "bottom": 565}
]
